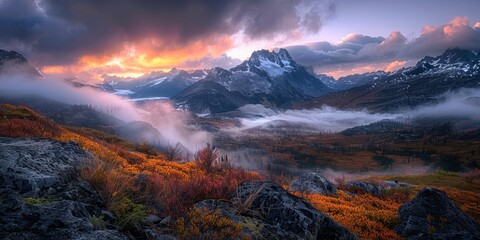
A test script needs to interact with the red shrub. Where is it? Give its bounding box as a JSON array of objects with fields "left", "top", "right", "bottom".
[
  {"left": 194, "top": 143, "right": 219, "bottom": 173},
  {"left": 143, "top": 168, "right": 261, "bottom": 217}
]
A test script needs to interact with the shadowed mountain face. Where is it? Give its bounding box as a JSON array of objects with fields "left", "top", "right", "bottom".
[
  {"left": 319, "top": 71, "right": 387, "bottom": 91},
  {"left": 294, "top": 48, "right": 480, "bottom": 112},
  {"left": 174, "top": 49, "right": 332, "bottom": 114},
  {"left": 0, "top": 50, "right": 41, "bottom": 77}
]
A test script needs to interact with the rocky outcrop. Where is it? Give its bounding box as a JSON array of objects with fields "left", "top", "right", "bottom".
[
  {"left": 0, "top": 137, "right": 130, "bottom": 240},
  {"left": 0, "top": 137, "right": 93, "bottom": 194},
  {"left": 395, "top": 188, "right": 480, "bottom": 239},
  {"left": 196, "top": 181, "right": 358, "bottom": 240},
  {"left": 344, "top": 180, "right": 382, "bottom": 195},
  {"left": 381, "top": 180, "right": 414, "bottom": 188},
  {"left": 289, "top": 172, "right": 337, "bottom": 195}
]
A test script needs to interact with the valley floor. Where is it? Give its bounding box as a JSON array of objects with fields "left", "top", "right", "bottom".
[{"left": 1, "top": 103, "right": 479, "bottom": 240}]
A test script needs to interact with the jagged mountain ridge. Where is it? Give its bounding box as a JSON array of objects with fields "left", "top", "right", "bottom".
[
  {"left": 174, "top": 49, "right": 332, "bottom": 114},
  {"left": 294, "top": 48, "right": 480, "bottom": 112},
  {"left": 323, "top": 71, "right": 387, "bottom": 91}
]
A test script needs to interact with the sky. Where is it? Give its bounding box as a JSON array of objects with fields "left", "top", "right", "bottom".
[{"left": 0, "top": 0, "right": 479, "bottom": 81}]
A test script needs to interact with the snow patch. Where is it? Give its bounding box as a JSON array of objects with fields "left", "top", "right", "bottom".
[
  {"left": 128, "top": 97, "right": 169, "bottom": 102},
  {"left": 257, "top": 58, "right": 285, "bottom": 77},
  {"left": 150, "top": 77, "right": 168, "bottom": 86},
  {"left": 114, "top": 89, "right": 135, "bottom": 95}
]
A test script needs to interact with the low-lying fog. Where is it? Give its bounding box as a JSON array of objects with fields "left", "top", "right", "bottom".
[
  {"left": 1, "top": 75, "right": 479, "bottom": 176},
  {"left": 227, "top": 88, "right": 480, "bottom": 133},
  {"left": 0, "top": 76, "right": 212, "bottom": 152}
]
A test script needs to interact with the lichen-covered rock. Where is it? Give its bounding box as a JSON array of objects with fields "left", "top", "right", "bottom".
[
  {"left": 395, "top": 188, "right": 480, "bottom": 239},
  {"left": 0, "top": 137, "right": 93, "bottom": 193},
  {"left": 345, "top": 180, "right": 382, "bottom": 195},
  {"left": 0, "top": 137, "right": 130, "bottom": 240},
  {"left": 196, "top": 182, "right": 358, "bottom": 240},
  {"left": 289, "top": 172, "right": 337, "bottom": 195}
]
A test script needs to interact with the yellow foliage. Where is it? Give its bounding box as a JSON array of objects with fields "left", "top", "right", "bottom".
[
  {"left": 176, "top": 208, "right": 249, "bottom": 240},
  {"left": 436, "top": 187, "right": 480, "bottom": 221},
  {"left": 299, "top": 191, "right": 402, "bottom": 240}
]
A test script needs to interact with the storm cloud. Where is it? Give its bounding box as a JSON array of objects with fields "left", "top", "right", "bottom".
[
  {"left": 286, "top": 17, "right": 480, "bottom": 76},
  {"left": 0, "top": 0, "right": 335, "bottom": 66}
]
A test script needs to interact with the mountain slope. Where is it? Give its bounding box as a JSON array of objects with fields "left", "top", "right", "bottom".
[
  {"left": 0, "top": 49, "right": 41, "bottom": 77},
  {"left": 317, "top": 71, "right": 387, "bottom": 91},
  {"left": 294, "top": 48, "right": 480, "bottom": 112},
  {"left": 174, "top": 49, "right": 332, "bottom": 114}
]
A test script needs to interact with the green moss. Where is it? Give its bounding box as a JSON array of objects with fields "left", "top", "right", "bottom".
[
  {"left": 90, "top": 215, "right": 107, "bottom": 230},
  {"left": 113, "top": 197, "right": 146, "bottom": 231},
  {"left": 433, "top": 168, "right": 459, "bottom": 177},
  {"left": 383, "top": 173, "right": 477, "bottom": 192}
]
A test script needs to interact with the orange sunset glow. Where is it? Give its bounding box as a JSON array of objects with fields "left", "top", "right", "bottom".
[{"left": 42, "top": 35, "right": 234, "bottom": 81}]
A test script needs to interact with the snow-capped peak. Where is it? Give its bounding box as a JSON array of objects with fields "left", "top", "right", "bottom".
[{"left": 231, "top": 49, "right": 298, "bottom": 77}]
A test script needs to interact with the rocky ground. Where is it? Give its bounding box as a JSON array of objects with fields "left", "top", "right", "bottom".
[
  {"left": 1, "top": 137, "right": 479, "bottom": 240},
  {"left": 395, "top": 188, "right": 480, "bottom": 239},
  {"left": 0, "top": 137, "right": 358, "bottom": 240},
  {"left": 0, "top": 137, "right": 130, "bottom": 240}
]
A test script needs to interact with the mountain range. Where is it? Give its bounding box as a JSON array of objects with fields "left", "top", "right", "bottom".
[
  {"left": 318, "top": 71, "right": 387, "bottom": 91},
  {"left": 294, "top": 48, "right": 480, "bottom": 112},
  {"left": 103, "top": 49, "right": 332, "bottom": 113},
  {"left": 2, "top": 47, "right": 479, "bottom": 115},
  {"left": 106, "top": 68, "right": 207, "bottom": 98}
]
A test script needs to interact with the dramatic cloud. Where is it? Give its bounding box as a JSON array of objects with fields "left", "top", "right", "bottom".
[
  {"left": 287, "top": 17, "right": 480, "bottom": 77},
  {"left": 0, "top": 0, "right": 335, "bottom": 72}
]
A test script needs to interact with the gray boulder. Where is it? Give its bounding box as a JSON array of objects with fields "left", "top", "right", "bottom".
[
  {"left": 196, "top": 182, "right": 358, "bottom": 240},
  {"left": 0, "top": 137, "right": 93, "bottom": 193},
  {"left": 0, "top": 137, "right": 130, "bottom": 240},
  {"left": 381, "top": 180, "right": 414, "bottom": 188},
  {"left": 395, "top": 187, "right": 480, "bottom": 239},
  {"left": 289, "top": 172, "right": 337, "bottom": 195},
  {"left": 345, "top": 181, "right": 382, "bottom": 195}
]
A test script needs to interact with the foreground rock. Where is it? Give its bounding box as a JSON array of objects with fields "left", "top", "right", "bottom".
[
  {"left": 196, "top": 181, "right": 358, "bottom": 240},
  {"left": 395, "top": 188, "right": 480, "bottom": 239},
  {"left": 289, "top": 172, "right": 337, "bottom": 195},
  {"left": 0, "top": 137, "right": 130, "bottom": 240},
  {"left": 344, "top": 180, "right": 382, "bottom": 195}
]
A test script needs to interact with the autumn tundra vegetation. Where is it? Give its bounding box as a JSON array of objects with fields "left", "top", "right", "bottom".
[{"left": 1, "top": 103, "right": 479, "bottom": 239}]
